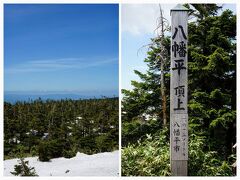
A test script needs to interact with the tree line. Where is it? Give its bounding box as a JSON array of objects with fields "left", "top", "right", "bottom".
[{"left": 4, "top": 97, "right": 118, "bottom": 161}]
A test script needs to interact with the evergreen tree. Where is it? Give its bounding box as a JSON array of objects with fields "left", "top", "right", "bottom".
[
  {"left": 187, "top": 4, "right": 236, "bottom": 156},
  {"left": 11, "top": 158, "right": 38, "bottom": 176},
  {"left": 122, "top": 4, "right": 236, "bottom": 175},
  {"left": 4, "top": 97, "right": 119, "bottom": 160}
]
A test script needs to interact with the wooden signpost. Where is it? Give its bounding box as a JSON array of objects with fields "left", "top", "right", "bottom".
[{"left": 170, "top": 4, "right": 189, "bottom": 176}]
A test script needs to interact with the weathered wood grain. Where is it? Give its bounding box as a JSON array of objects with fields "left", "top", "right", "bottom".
[{"left": 170, "top": 5, "right": 189, "bottom": 176}]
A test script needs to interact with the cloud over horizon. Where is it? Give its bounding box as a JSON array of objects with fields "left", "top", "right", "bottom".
[{"left": 5, "top": 57, "right": 118, "bottom": 74}]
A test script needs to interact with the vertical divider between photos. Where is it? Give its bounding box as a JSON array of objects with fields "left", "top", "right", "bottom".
[{"left": 119, "top": 2, "right": 122, "bottom": 177}]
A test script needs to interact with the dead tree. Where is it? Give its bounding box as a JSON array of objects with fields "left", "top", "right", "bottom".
[
  {"left": 137, "top": 5, "right": 170, "bottom": 127},
  {"left": 155, "top": 5, "right": 169, "bottom": 127}
]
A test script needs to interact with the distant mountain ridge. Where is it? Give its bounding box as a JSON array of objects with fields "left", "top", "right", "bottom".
[{"left": 4, "top": 93, "right": 114, "bottom": 104}]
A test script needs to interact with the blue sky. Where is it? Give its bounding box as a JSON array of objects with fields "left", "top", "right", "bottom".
[
  {"left": 121, "top": 4, "right": 236, "bottom": 91},
  {"left": 4, "top": 4, "right": 118, "bottom": 96}
]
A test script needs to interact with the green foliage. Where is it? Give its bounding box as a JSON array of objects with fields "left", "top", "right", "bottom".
[
  {"left": 121, "top": 4, "right": 236, "bottom": 176},
  {"left": 78, "top": 135, "right": 97, "bottom": 154},
  {"left": 122, "top": 129, "right": 234, "bottom": 176},
  {"left": 30, "top": 145, "right": 38, "bottom": 156},
  {"left": 96, "top": 134, "right": 108, "bottom": 152},
  {"left": 4, "top": 98, "right": 119, "bottom": 161},
  {"left": 63, "top": 149, "right": 76, "bottom": 159},
  {"left": 188, "top": 134, "right": 233, "bottom": 176},
  {"left": 122, "top": 119, "right": 161, "bottom": 146},
  {"left": 122, "top": 128, "right": 170, "bottom": 176},
  {"left": 11, "top": 158, "right": 38, "bottom": 176},
  {"left": 38, "top": 139, "right": 64, "bottom": 162}
]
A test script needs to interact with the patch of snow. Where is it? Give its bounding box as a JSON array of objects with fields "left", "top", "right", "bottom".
[
  {"left": 140, "top": 113, "right": 157, "bottom": 121},
  {"left": 26, "top": 129, "right": 38, "bottom": 136},
  {"left": 41, "top": 133, "right": 49, "bottom": 140},
  {"left": 8, "top": 137, "right": 19, "bottom": 144},
  {"left": 30, "top": 129, "right": 38, "bottom": 135},
  {"left": 4, "top": 151, "right": 119, "bottom": 176}
]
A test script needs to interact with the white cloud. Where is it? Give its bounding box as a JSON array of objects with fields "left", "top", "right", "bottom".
[
  {"left": 122, "top": 4, "right": 174, "bottom": 36},
  {"left": 5, "top": 57, "right": 117, "bottom": 74},
  {"left": 122, "top": 4, "right": 236, "bottom": 36}
]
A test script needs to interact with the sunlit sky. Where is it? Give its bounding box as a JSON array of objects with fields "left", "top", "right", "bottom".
[{"left": 4, "top": 4, "right": 119, "bottom": 96}]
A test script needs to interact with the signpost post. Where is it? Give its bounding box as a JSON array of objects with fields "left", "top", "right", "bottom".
[{"left": 170, "top": 4, "right": 189, "bottom": 176}]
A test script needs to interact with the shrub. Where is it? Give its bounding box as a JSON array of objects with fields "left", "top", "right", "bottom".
[
  {"left": 122, "top": 128, "right": 170, "bottom": 176},
  {"left": 78, "top": 136, "right": 96, "bottom": 154},
  {"left": 38, "top": 139, "right": 64, "bottom": 162},
  {"left": 96, "top": 135, "right": 108, "bottom": 152},
  {"left": 188, "top": 134, "right": 233, "bottom": 176},
  {"left": 63, "top": 149, "right": 76, "bottom": 159},
  {"left": 30, "top": 145, "right": 38, "bottom": 156},
  {"left": 95, "top": 133, "right": 117, "bottom": 153},
  {"left": 122, "top": 129, "right": 234, "bottom": 176}
]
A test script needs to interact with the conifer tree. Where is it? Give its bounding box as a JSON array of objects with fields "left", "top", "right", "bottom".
[
  {"left": 11, "top": 158, "right": 38, "bottom": 176},
  {"left": 122, "top": 4, "right": 236, "bottom": 176},
  {"left": 122, "top": 4, "right": 236, "bottom": 156}
]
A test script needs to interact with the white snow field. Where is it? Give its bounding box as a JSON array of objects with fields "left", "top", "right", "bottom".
[{"left": 4, "top": 150, "right": 119, "bottom": 176}]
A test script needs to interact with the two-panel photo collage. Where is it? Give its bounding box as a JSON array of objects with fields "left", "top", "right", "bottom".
[{"left": 1, "top": 0, "right": 238, "bottom": 178}]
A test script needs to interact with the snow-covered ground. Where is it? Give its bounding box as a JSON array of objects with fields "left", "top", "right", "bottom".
[{"left": 4, "top": 151, "right": 119, "bottom": 176}]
